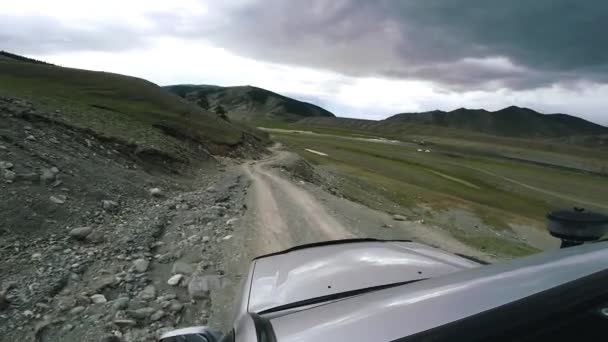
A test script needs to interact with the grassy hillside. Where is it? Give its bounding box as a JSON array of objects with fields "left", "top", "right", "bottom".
[
  {"left": 0, "top": 59, "right": 266, "bottom": 162},
  {"left": 0, "top": 50, "right": 53, "bottom": 65},
  {"left": 165, "top": 84, "right": 335, "bottom": 124},
  {"left": 385, "top": 106, "right": 608, "bottom": 137}
]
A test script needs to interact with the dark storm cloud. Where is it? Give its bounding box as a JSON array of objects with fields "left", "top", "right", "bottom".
[
  {"left": 202, "top": 0, "right": 608, "bottom": 90},
  {"left": 4, "top": 1, "right": 607, "bottom": 91}
]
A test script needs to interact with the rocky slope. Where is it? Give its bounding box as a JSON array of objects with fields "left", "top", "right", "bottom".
[
  {"left": 0, "top": 96, "right": 258, "bottom": 341},
  {"left": 165, "top": 85, "right": 335, "bottom": 123}
]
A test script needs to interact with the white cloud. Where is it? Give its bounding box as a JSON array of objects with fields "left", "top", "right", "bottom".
[{"left": 29, "top": 37, "right": 608, "bottom": 125}]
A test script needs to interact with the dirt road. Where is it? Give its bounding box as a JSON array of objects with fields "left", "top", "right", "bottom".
[{"left": 243, "top": 151, "right": 355, "bottom": 253}]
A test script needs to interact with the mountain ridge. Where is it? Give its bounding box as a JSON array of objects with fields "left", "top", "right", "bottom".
[
  {"left": 384, "top": 106, "right": 608, "bottom": 137},
  {"left": 165, "top": 84, "right": 335, "bottom": 123}
]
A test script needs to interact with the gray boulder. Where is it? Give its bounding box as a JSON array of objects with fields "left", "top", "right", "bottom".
[
  {"left": 126, "top": 307, "right": 156, "bottom": 320},
  {"left": 102, "top": 200, "right": 119, "bottom": 211},
  {"left": 50, "top": 195, "right": 67, "bottom": 204},
  {"left": 149, "top": 188, "right": 163, "bottom": 197},
  {"left": 133, "top": 258, "right": 150, "bottom": 273},
  {"left": 139, "top": 285, "right": 156, "bottom": 300},
  {"left": 188, "top": 275, "right": 223, "bottom": 300},
  {"left": 171, "top": 261, "right": 194, "bottom": 275},
  {"left": 90, "top": 294, "right": 107, "bottom": 304},
  {"left": 40, "top": 168, "right": 56, "bottom": 184},
  {"left": 392, "top": 214, "right": 407, "bottom": 221},
  {"left": 112, "top": 297, "right": 130, "bottom": 310},
  {"left": 3, "top": 170, "right": 16, "bottom": 181},
  {"left": 69, "top": 227, "right": 93, "bottom": 240}
]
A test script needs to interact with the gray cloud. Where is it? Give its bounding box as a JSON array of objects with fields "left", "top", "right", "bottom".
[
  {"left": 200, "top": 0, "right": 608, "bottom": 90},
  {"left": 3, "top": 1, "right": 608, "bottom": 91}
]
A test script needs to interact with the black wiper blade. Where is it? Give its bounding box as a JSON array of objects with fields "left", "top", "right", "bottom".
[{"left": 257, "top": 278, "right": 426, "bottom": 315}]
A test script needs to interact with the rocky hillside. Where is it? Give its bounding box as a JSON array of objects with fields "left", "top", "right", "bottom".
[
  {"left": 0, "top": 54, "right": 268, "bottom": 341},
  {"left": 165, "top": 84, "right": 335, "bottom": 123},
  {"left": 385, "top": 106, "right": 608, "bottom": 138}
]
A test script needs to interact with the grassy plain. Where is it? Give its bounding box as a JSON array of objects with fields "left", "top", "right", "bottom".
[{"left": 268, "top": 128, "right": 608, "bottom": 257}]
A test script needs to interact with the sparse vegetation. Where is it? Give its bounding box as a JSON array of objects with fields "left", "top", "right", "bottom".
[
  {"left": 0, "top": 59, "right": 268, "bottom": 161},
  {"left": 271, "top": 128, "right": 608, "bottom": 256},
  {"left": 215, "top": 105, "right": 229, "bottom": 121}
]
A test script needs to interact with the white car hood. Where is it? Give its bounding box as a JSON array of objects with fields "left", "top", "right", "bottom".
[{"left": 247, "top": 240, "right": 480, "bottom": 313}]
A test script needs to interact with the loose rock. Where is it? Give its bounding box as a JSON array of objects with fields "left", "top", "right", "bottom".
[
  {"left": 150, "top": 310, "right": 165, "bottom": 322},
  {"left": 188, "top": 275, "right": 223, "bottom": 300},
  {"left": 226, "top": 218, "right": 239, "bottom": 225},
  {"left": 149, "top": 188, "right": 163, "bottom": 197},
  {"left": 133, "top": 259, "right": 150, "bottom": 273},
  {"left": 50, "top": 195, "right": 67, "bottom": 204},
  {"left": 113, "top": 319, "right": 137, "bottom": 327},
  {"left": 392, "top": 214, "right": 407, "bottom": 221},
  {"left": 0, "top": 161, "right": 13, "bottom": 169},
  {"left": 139, "top": 285, "right": 156, "bottom": 300},
  {"left": 171, "top": 261, "right": 194, "bottom": 275},
  {"left": 90, "top": 294, "right": 107, "bottom": 304},
  {"left": 3, "top": 169, "right": 16, "bottom": 181},
  {"left": 69, "top": 227, "right": 93, "bottom": 240},
  {"left": 112, "top": 297, "right": 130, "bottom": 310},
  {"left": 40, "top": 168, "right": 56, "bottom": 184},
  {"left": 126, "top": 307, "right": 155, "bottom": 320},
  {"left": 168, "top": 300, "right": 183, "bottom": 313},
  {"left": 102, "top": 200, "right": 119, "bottom": 211},
  {"left": 69, "top": 306, "right": 85, "bottom": 315},
  {"left": 167, "top": 274, "right": 183, "bottom": 286}
]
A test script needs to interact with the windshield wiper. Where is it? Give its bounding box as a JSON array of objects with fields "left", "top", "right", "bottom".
[{"left": 257, "top": 278, "right": 426, "bottom": 315}]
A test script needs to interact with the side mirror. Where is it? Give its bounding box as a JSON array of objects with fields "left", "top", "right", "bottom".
[
  {"left": 159, "top": 326, "right": 223, "bottom": 342},
  {"left": 547, "top": 207, "right": 608, "bottom": 248}
]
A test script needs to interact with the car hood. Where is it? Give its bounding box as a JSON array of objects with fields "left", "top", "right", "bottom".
[{"left": 247, "top": 240, "right": 480, "bottom": 313}]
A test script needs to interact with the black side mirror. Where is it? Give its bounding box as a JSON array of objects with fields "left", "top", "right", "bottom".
[
  {"left": 159, "top": 326, "right": 223, "bottom": 342},
  {"left": 547, "top": 207, "right": 608, "bottom": 248}
]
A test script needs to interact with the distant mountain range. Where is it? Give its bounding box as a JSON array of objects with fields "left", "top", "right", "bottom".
[
  {"left": 167, "top": 84, "right": 607, "bottom": 138},
  {"left": 385, "top": 106, "right": 608, "bottom": 138},
  {"left": 165, "top": 84, "right": 335, "bottom": 123}
]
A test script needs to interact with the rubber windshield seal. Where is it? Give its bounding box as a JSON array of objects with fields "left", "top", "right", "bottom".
[{"left": 250, "top": 312, "right": 277, "bottom": 342}]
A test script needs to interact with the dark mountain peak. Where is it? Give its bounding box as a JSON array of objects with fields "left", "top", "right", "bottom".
[
  {"left": 498, "top": 106, "right": 539, "bottom": 114},
  {"left": 165, "top": 84, "right": 335, "bottom": 123},
  {"left": 384, "top": 105, "right": 607, "bottom": 137}
]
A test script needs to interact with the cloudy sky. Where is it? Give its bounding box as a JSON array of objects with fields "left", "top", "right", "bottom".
[{"left": 2, "top": 0, "right": 607, "bottom": 124}]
